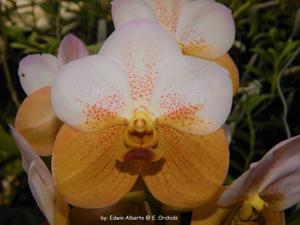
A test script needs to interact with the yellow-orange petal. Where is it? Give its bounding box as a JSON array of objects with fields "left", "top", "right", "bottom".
[
  {"left": 52, "top": 125, "right": 141, "bottom": 208},
  {"left": 214, "top": 53, "right": 239, "bottom": 95},
  {"left": 191, "top": 187, "right": 232, "bottom": 225},
  {"left": 15, "top": 87, "right": 62, "bottom": 156},
  {"left": 142, "top": 125, "right": 229, "bottom": 208},
  {"left": 257, "top": 208, "right": 285, "bottom": 225},
  {"left": 70, "top": 201, "right": 154, "bottom": 225},
  {"left": 55, "top": 193, "right": 69, "bottom": 225},
  {"left": 191, "top": 203, "right": 231, "bottom": 225}
]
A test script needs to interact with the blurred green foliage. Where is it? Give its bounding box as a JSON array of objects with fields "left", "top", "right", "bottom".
[{"left": 0, "top": 0, "right": 300, "bottom": 224}]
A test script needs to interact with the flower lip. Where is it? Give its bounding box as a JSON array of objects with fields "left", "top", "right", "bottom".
[
  {"left": 120, "top": 111, "right": 160, "bottom": 162},
  {"left": 124, "top": 148, "right": 154, "bottom": 161}
]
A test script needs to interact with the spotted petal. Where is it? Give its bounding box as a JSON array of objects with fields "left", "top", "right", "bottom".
[
  {"left": 145, "top": 0, "right": 189, "bottom": 33},
  {"left": 18, "top": 54, "right": 58, "bottom": 95},
  {"left": 52, "top": 125, "right": 141, "bottom": 208},
  {"left": 111, "top": 0, "right": 156, "bottom": 29},
  {"left": 142, "top": 125, "right": 229, "bottom": 208},
  {"left": 100, "top": 20, "right": 181, "bottom": 109},
  {"left": 51, "top": 55, "right": 131, "bottom": 132},
  {"left": 151, "top": 56, "right": 232, "bottom": 135},
  {"left": 15, "top": 87, "right": 62, "bottom": 156},
  {"left": 176, "top": 0, "right": 235, "bottom": 59},
  {"left": 58, "top": 34, "right": 89, "bottom": 67}
]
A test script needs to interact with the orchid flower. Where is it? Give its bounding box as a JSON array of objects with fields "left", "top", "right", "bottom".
[
  {"left": 192, "top": 135, "right": 300, "bottom": 225},
  {"left": 10, "top": 126, "right": 69, "bottom": 225},
  {"left": 15, "top": 34, "right": 89, "bottom": 156},
  {"left": 50, "top": 20, "right": 232, "bottom": 209},
  {"left": 111, "top": 0, "right": 239, "bottom": 94},
  {"left": 11, "top": 126, "right": 152, "bottom": 225}
]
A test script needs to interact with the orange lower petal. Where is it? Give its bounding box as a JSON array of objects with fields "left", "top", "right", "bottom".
[
  {"left": 257, "top": 208, "right": 285, "bottom": 225},
  {"left": 15, "top": 87, "right": 62, "bottom": 156},
  {"left": 214, "top": 53, "right": 239, "bottom": 95},
  {"left": 52, "top": 125, "right": 141, "bottom": 208},
  {"left": 142, "top": 125, "right": 229, "bottom": 208},
  {"left": 192, "top": 204, "right": 231, "bottom": 225},
  {"left": 191, "top": 187, "right": 232, "bottom": 225},
  {"left": 55, "top": 193, "right": 69, "bottom": 225}
]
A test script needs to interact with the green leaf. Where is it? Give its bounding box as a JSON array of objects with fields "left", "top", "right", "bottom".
[
  {"left": 242, "top": 94, "right": 270, "bottom": 113},
  {"left": 0, "top": 126, "right": 19, "bottom": 155},
  {"left": 87, "top": 43, "right": 102, "bottom": 54}
]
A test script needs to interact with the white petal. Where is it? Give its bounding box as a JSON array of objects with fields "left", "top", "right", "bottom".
[
  {"left": 57, "top": 33, "right": 89, "bottom": 67},
  {"left": 176, "top": 1, "right": 235, "bottom": 59},
  {"left": 51, "top": 55, "right": 131, "bottom": 132},
  {"left": 151, "top": 56, "right": 232, "bottom": 135},
  {"left": 18, "top": 54, "right": 58, "bottom": 95},
  {"left": 145, "top": 0, "right": 189, "bottom": 33},
  {"left": 100, "top": 20, "right": 181, "bottom": 110},
  {"left": 111, "top": 0, "right": 156, "bottom": 29},
  {"left": 28, "top": 162, "right": 55, "bottom": 225}
]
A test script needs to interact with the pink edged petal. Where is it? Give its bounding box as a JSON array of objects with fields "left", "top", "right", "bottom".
[
  {"left": 261, "top": 172, "right": 300, "bottom": 211},
  {"left": 57, "top": 33, "right": 89, "bottom": 67},
  {"left": 28, "top": 162, "right": 56, "bottom": 225},
  {"left": 218, "top": 165, "right": 266, "bottom": 207},
  {"left": 176, "top": 1, "right": 235, "bottom": 59},
  {"left": 99, "top": 20, "right": 181, "bottom": 109},
  {"left": 18, "top": 54, "right": 58, "bottom": 95},
  {"left": 111, "top": 0, "right": 156, "bottom": 29},
  {"left": 51, "top": 55, "right": 131, "bottom": 132},
  {"left": 263, "top": 135, "right": 300, "bottom": 157},
  {"left": 145, "top": 0, "right": 189, "bottom": 33},
  {"left": 219, "top": 135, "right": 300, "bottom": 207},
  {"left": 10, "top": 126, "right": 55, "bottom": 192},
  {"left": 258, "top": 135, "right": 300, "bottom": 192},
  {"left": 10, "top": 127, "right": 56, "bottom": 225},
  {"left": 152, "top": 56, "right": 232, "bottom": 135}
]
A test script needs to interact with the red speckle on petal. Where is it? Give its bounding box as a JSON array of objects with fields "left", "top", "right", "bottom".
[
  {"left": 123, "top": 43, "right": 159, "bottom": 110},
  {"left": 82, "top": 87, "right": 125, "bottom": 129},
  {"left": 152, "top": 0, "right": 181, "bottom": 33},
  {"left": 181, "top": 27, "right": 209, "bottom": 51},
  {"left": 159, "top": 90, "right": 203, "bottom": 127}
]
